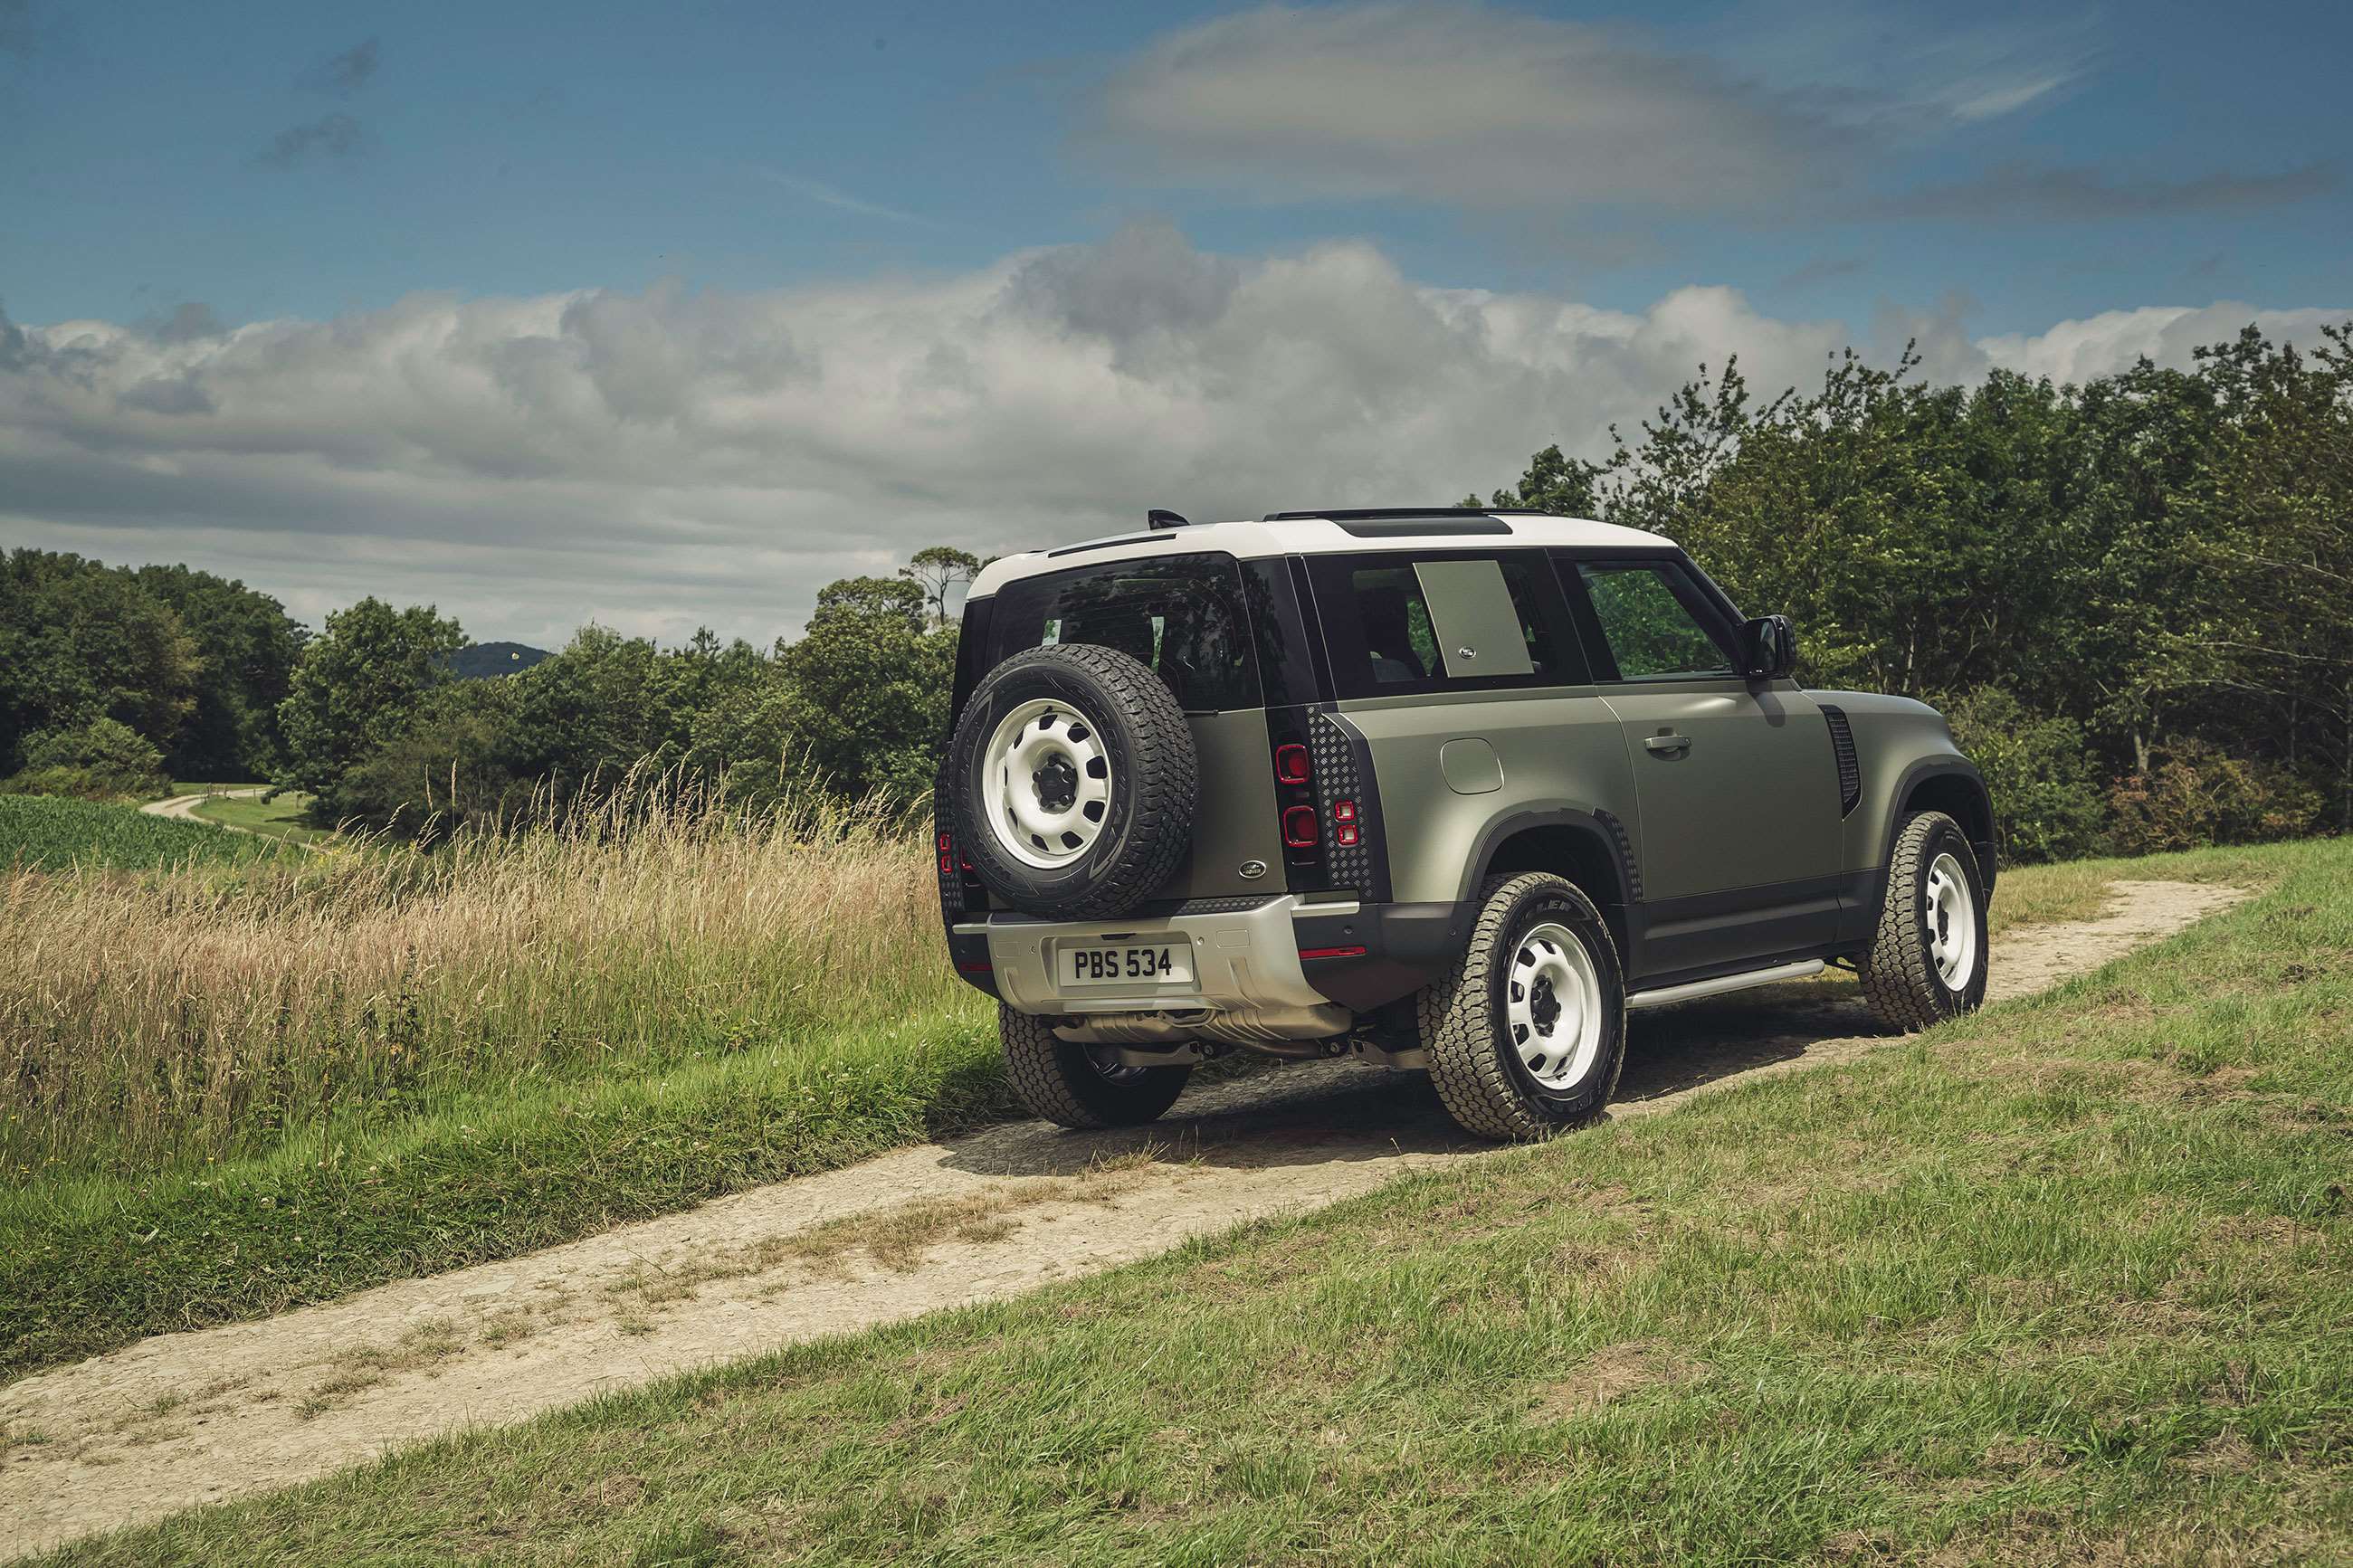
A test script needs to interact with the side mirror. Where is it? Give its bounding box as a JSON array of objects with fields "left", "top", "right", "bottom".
[{"left": 1740, "top": 614, "right": 1796, "bottom": 680}]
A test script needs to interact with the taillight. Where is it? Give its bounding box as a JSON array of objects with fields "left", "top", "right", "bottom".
[
  {"left": 1274, "top": 743, "right": 1310, "bottom": 784},
  {"left": 936, "top": 829, "right": 954, "bottom": 875},
  {"left": 1281, "top": 804, "right": 1319, "bottom": 848}
]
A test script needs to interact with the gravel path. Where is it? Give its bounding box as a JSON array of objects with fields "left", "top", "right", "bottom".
[
  {"left": 138, "top": 788, "right": 266, "bottom": 822},
  {"left": 0, "top": 879, "right": 2249, "bottom": 1558}
]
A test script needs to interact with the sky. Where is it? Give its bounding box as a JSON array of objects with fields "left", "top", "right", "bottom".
[{"left": 1, "top": 0, "right": 2347, "bottom": 646}]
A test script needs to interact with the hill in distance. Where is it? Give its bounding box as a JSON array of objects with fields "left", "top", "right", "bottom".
[{"left": 445, "top": 641, "right": 552, "bottom": 679}]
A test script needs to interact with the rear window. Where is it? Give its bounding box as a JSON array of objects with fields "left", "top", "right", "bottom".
[
  {"left": 1306, "top": 550, "right": 1579, "bottom": 698},
  {"left": 985, "top": 553, "right": 1262, "bottom": 712}
]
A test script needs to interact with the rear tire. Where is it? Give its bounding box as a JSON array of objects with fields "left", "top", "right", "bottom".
[
  {"left": 1420, "top": 873, "right": 1627, "bottom": 1140},
  {"left": 998, "top": 1005, "right": 1191, "bottom": 1129},
  {"left": 1859, "top": 811, "right": 1989, "bottom": 1031}
]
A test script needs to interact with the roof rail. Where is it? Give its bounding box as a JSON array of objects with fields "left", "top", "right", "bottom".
[{"left": 1261, "top": 506, "right": 1510, "bottom": 522}]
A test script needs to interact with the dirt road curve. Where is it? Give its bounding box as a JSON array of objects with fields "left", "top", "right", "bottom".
[
  {"left": 139, "top": 788, "right": 267, "bottom": 821},
  {"left": 0, "top": 879, "right": 2249, "bottom": 1558}
]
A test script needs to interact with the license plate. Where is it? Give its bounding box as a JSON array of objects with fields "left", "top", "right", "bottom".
[{"left": 1063, "top": 941, "right": 1193, "bottom": 987}]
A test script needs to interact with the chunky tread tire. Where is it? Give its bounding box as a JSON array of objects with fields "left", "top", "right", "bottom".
[
  {"left": 998, "top": 1005, "right": 1191, "bottom": 1129},
  {"left": 1859, "top": 810, "right": 1990, "bottom": 1032},
  {"left": 1420, "top": 872, "right": 1627, "bottom": 1141},
  {"left": 948, "top": 643, "right": 1197, "bottom": 922}
]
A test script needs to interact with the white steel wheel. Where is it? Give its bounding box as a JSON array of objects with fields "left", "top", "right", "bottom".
[
  {"left": 1924, "top": 851, "right": 1978, "bottom": 990},
  {"left": 979, "top": 698, "right": 1113, "bottom": 870},
  {"left": 1505, "top": 920, "right": 1605, "bottom": 1089}
]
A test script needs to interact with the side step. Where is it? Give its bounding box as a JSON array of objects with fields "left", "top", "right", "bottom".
[{"left": 1625, "top": 958, "right": 1824, "bottom": 1012}]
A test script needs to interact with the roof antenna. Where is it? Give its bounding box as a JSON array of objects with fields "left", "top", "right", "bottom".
[{"left": 1147, "top": 508, "right": 1190, "bottom": 530}]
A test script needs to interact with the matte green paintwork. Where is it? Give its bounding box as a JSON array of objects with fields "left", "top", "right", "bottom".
[
  {"left": 1339, "top": 685, "right": 1639, "bottom": 906},
  {"left": 1158, "top": 708, "right": 1285, "bottom": 900},
  {"left": 1596, "top": 678, "right": 1842, "bottom": 899}
]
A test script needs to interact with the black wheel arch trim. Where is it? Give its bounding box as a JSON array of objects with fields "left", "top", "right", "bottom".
[
  {"left": 1454, "top": 805, "right": 1639, "bottom": 915},
  {"left": 1882, "top": 755, "right": 1997, "bottom": 894}
]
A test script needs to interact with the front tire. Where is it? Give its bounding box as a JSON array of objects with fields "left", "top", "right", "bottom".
[
  {"left": 1859, "top": 811, "right": 1990, "bottom": 1031},
  {"left": 1420, "top": 873, "right": 1627, "bottom": 1140},
  {"left": 998, "top": 1005, "right": 1191, "bottom": 1129}
]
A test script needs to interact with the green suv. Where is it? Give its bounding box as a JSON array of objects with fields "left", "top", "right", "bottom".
[{"left": 935, "top": 508, "right": 1995, "bottom": 1140}]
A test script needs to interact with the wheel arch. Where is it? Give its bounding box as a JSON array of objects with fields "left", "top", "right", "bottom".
[
  {"left": 1889, "top": 758, "right": 1996, "bottom": 894},
  {"left": 1458, "top": 808, "right": 1637, "bottom": 965}
]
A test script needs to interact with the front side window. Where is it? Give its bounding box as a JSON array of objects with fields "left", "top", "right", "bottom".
[
  {"left": 1575, "top": 561, "right": 1736, "bottom": 679},
  {"left": 986, "top": 553, "right": 1261, "bottom": 711}
]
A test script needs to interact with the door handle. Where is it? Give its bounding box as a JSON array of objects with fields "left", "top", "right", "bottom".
[{"left": 1643, "top": 734, "right": 1691, "bottom": 755}]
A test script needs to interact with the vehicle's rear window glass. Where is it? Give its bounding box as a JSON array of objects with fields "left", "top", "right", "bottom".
[
  {"left": 986, "top": 553, "right": 1262, "bottom": 712},
  {"left": 1307, "top": 551, "right": 1580, "bottom": 699}
]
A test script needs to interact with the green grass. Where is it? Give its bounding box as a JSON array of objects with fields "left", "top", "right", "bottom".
[
  {"left": 0, "top": 844, "right": 2285, "bottom": 1388},
  {"left": 0, "top": 794, "right": 289, "bottom": 872},
  {"left": 33, "top": 835, "right": 2349, "bottom": 1566},
  {"left": 193, "top": 790, "right": 332, "bottom": 845},
  {"left": 0, "top": 1003, "right": 1005, "bottom": 1380},
  {"left": 161, "top": 781, "right": 269, "bottom": 797}
]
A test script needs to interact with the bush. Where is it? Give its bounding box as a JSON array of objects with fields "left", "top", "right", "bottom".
[
  {"left": 1940, "top": 689, "right": 2108, "bottom": 863},
  {"left": 2106, "top": 738, "right": 2322, "bottom": 855},
  {"left": 0, "top": 717, "right": 168, "bottom": 800}
]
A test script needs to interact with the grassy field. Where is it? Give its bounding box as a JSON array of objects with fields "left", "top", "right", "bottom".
[
  {"left": 0, "top": 828, "right": 2285, "bottom": 1384},
  {"left": 30, "top": 833, "right": 2347, "bottom": 1567},
  {"left": 0, "top": 794, "right": 290, "bottom": 873},
  {"left": 192, "top": 789, "right": 332, "bottom": 845},
  {"left": 0, "top": 784, "right": 1000, "bottom": 1378}
]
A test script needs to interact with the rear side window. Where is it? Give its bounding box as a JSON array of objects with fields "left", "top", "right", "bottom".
[
  {"left": 985, "top": 553, "right": 1262, "bottom": 712},
  {"left": 1571, "top": 560, "right": 1737, "bottom": 679},
  {"left": 1308, "top": 551, "right": 1581, "bottom": 699}
]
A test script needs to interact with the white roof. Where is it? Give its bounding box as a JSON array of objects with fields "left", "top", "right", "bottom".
[{"left": 970, "top": 513, "right": 1673, "bottom": 599}]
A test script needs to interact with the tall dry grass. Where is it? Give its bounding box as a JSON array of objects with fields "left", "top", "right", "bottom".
[{"left": 2, "top": 774, "right": 971, "bottom": 1180}]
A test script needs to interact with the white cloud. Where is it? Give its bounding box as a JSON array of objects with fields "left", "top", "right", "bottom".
[
  {"left": 2, "top": 227, "right": 2341, "bottom": 644},
  {"left": 1975, "top": 302, "right": 2352, "bottom": 385},
  {"left": 1088, "top": 4, "right": 1853, "bottom": 211},
  {"left": 1082, "top": 2, "right": 2120, "bottom": 214}
]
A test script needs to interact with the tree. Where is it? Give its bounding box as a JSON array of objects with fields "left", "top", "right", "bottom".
[
  {"left": 775, "top": 575, "right": 953, "bottom": 800},
  {"left": 127, "top": 562, "right": 305, "bottom": 779},
  {"left": 277, "top": 598, "right": 467, "bottom": 819},
  {"left": 0, "top": 549, "right": 199, "bottom": 772},
  {"left": 899, "top": 546, "right": 984, "bottom": 628},
  {"left": 1462, "top": 443, "right": 1608, "bottom": 518},
  {"left": 0, "top": 717, "right": 169, "bottom": 801}
]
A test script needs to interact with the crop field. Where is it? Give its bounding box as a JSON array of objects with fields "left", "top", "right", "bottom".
[{"left": 0, "top": 794, "right": 290, "bottom": 873}]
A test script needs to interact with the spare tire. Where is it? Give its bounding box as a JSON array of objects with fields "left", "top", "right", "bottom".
[{"left": 947, "top": 643, "right": 1196, "bottom": 921}]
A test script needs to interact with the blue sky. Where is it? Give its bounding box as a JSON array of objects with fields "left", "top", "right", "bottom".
[
  {"left": 1, "top": 0, "right": 2348, "bottom": 643},
  {"left": 5, "top": 0, "right": 2345, "bottom": 330}
]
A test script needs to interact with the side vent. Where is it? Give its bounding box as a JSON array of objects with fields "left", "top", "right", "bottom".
[{"left": 1820, "top": 705, "right": 1862, "bottom": 817}]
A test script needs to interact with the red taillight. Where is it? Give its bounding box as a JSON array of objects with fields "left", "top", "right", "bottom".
[
  {"left": 1281, "top": 805, "right": 1319, "bottom": 848},
  {"left": 937, "top": 830, "right": 956, "bottom": 875},
  {"left": 1274, "top": 743, "right": 1310, "bottom": 784},
  {"left": 1298, "top": 945, "right": 1367, "bottom": 960},
  {"left": 1336, "top": 823, "right": 1359, "bottom": 847},
  {"left": 1333, "top": 799, "right": 1356, "bottom": 822}
]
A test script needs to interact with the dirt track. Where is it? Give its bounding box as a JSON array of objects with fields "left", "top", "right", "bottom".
[{"left": 0, "top": 879, "right": 2249, "bottom": 1558}]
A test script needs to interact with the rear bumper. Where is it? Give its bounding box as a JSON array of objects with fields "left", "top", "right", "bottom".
[{"left": 951, "top": 894, "right": 1465, "bottom": 1019}]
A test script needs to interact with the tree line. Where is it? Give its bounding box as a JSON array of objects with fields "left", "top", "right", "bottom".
[
  {"left": 1467, "top": 322, "right": 2353, "bottom": 860},
  {"left": 0, "top": 551, "right": 305, "bottom": 797},
  {"left": 272, "top": 547, "right": 986, "bottom": 832},
  {"left": 6, "top": 321, "right": 2347, "bottom": 861}
]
